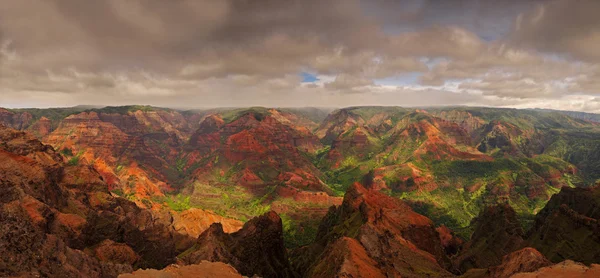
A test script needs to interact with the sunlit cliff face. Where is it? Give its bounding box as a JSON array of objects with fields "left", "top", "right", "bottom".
[{"left": 1, "top": 0, "right": 600, "bottom": 111}]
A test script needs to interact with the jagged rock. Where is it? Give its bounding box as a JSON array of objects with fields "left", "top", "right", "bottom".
[
  {"left": 292, "top": 182, "right": 454, "bottom": 278},
  {"left": 178, "top": 211, "right": 296, "bottom": 278}
]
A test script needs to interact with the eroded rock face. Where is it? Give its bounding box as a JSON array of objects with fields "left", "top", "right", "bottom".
[
  {"left": 178, "top": 211, "right": 296, "bottom": 278},
  {"left": 42, "top": 109, "right": 196, "bottom": 199},
  {"left": 454, "top": 204, "right": 525, "bottom": 273},
  {"left": 0, "top": 124, "right": 196, "bottom": 276},
  {"left": 292, "top": 182, "right": 454, "bottom": 278},
  {"left": 527, "top": 186, "right": 600, "bottom": 264},
  {"left": 118, "top": 261, "right": 243, "bottom": 278}
]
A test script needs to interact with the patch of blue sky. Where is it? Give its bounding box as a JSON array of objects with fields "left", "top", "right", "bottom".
[{"left": 300, "top": 72, "right": 319, "bottom": 83}]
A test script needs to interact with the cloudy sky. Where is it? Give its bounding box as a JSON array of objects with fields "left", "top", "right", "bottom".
[{"left": 1, "top": 0, "right": 600, "bottom": 111}]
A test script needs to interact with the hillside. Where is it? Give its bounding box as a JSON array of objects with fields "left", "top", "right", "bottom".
[{"left": 2, "top": 105, "right": 600, "bottom": 243}]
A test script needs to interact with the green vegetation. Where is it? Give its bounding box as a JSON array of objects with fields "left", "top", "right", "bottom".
[
  {"left": 281, "top": 214, "right": 321, "bottom": 248},
  {"left": 185, "top": 182, "right": 270, "bottom": 221},
  {"left": 430, "top": 159, "right": 521, "bottom": 183},
  {"left": 67, "top": 156, "right": 80, "bottom": 166},
  {"left": 60, "top": 148, "right": 74, "bottom": 156},
  {"left": 163, "top": 194, "right": 192, "bottom": 212},
  {"left": 65, "top": 150, "right": 84, "bottom": 166},
  {"left": 309, "top": 107, "right": 599, "bottom": 240},
  {"left": 323, "top": 165, "right": 365, "bottom": 196}
]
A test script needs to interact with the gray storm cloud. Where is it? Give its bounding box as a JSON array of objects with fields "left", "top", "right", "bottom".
[{"left": 0, "top": 0, "right": 599, "bottom": 111}]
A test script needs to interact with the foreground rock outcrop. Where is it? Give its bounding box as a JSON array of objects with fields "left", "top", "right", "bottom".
[
  {"left": 178, "top": 211, "right": 297, "bottom": 278},
  {"left": 0, "top": 124, "right": 197, "bottom": 276},
  {"left": 291, "top": 182, "right": 454, "bottom": 278}
]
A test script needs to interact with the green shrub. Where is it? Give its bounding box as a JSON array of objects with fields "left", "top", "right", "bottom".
[
  {"left": 60, "top": 148, "right": 74, "bottom": 156},
  {"left": 67, "top": 156, "right": 79, "bottom": 166}
]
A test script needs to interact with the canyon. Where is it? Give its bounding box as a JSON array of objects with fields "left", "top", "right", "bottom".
[{"left": 2, "top": 105, "right": 600, "bottom": 277}]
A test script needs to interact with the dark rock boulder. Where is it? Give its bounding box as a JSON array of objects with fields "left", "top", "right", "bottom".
[
  {"left": 178, "top": 211, "right": 297, "bottom": 278},
  {"left": 454, "top": 204, "right": 525, "bottom": 273}
]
